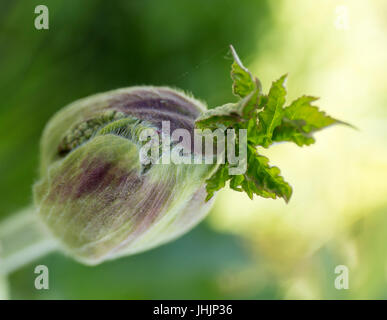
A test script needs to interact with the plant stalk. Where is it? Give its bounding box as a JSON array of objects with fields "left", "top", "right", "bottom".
[{"left": 0, "top": 207, "right": 58, "bottom": 276}]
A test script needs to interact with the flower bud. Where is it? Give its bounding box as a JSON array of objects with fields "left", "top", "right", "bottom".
[{"left": 34, "top": 87, "right": 215, "bottom": 264}]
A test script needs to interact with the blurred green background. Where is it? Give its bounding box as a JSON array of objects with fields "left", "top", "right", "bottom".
[{"left": 1, "top": 0, "right": 387, "bottom": 299}]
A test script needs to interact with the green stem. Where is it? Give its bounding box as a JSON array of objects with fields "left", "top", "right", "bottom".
[
  {"left": 0, "top": 273, "right": 9, "bottom": 300},
  {"left": 0, "top": 207, "right": 58, "bottom": 276}
]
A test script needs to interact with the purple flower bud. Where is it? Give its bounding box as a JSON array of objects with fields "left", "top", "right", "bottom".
[{"left": 34, "top": 87, "right": 216, "bottom": 264}]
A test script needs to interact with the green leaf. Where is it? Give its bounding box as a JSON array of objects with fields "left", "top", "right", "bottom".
[
  {"left": 195, "top": 103, "right": 242, "bottom": 130},
  {"left": 243, "top": 146, "right": 292, "bottom": 202},
  {"left": 205, "top": 146, "right": 292, "bottom": 202},
  {"left": 230, "top": 45, "right": 259, "bottom": 98},
  {"left": 195, "top": 45, "right": 351, "bottom": 202},
  {"left": 256, "top": 74, "right": 287, "bottom": 147},
  {"left": 238, "top": 89, "right": 261, "bottom": 118},
  {"left": 285, "top": 96, "right": 337, "bottom": 131},
  {"left": 204, "top": 164, "right": 231, "bottom": 201},
  {"left": 272, "top": 95, "right": 347, "bottom": 146},
  {"left": 272, "top": 118, "right": 315, "bottom": 146},
  {"left": 195, "top": 90, "right": 262, "bottom": 130}
]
